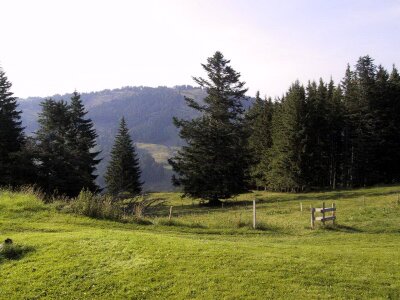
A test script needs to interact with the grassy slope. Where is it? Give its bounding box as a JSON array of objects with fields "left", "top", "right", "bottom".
[
  {"left": 1, "top": 186, "right": 400, "bottom": 299},
  {"left": 136, "top": 143, "right": 178, "bottom": 170}
]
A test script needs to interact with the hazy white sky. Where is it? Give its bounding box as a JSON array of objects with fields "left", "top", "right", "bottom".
[{"left": 1, "top": 0, "right": 399, "bottom": 98}]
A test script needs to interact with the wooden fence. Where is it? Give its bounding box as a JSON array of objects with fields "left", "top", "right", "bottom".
[{"left": 310, "top": 202, "right": 336, "bottom": 229}]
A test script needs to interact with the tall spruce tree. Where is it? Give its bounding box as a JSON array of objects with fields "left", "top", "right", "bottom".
[
  {"left": 246, "top": 91, "right": 274, "bottom": 190},
  {"left": 0, "top": 67, "right": 35, "bottom": 187},
  {"left": 326, "top": 81, "right": 345, "bottom": 189},
  {"left": 68, "top": 91, "right": 101, "bottom": 193},
  {"left": 267, "top": 82, "right": 307, "bottom": 191},
  {"left": 341, "top": 64, "right": 360, "bottom": 187},
  {"left": 388, "top": 66, "right": 400, "bottom": 182},
  {"left": 169, "top": 51, "right": 249, "bottom": 205},
  {"left": 105, "top": 117, "right": 142, "bottom": 196},
  {"left": 35, "top": 99, "right": 76, "bottom": 196},
  {"left": 342, "top": 56, "right": 378, "bottom": 186}
]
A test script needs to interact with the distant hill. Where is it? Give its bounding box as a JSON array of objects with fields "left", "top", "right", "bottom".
[
  {"left": 18, "top": 85, "right": 207, "bottom": 191},
  {"left": 18, "top": 85, "right": 252, "bottom": 191}
]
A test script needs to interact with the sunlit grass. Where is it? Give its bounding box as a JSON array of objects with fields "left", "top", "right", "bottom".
[{"left": 0, "top": 186, "right": 399, "bottom": 299}]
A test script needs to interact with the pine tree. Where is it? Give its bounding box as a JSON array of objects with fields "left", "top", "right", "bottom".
[
  {"left": 35, "top": 99, "right": 76, "bottom": 196},
  {"left": 246, "top": 91, "right": 274, "bottom": 190},
  {"left": 303, "top": 79, "right": 335, "bottom": 188},
  {"left": 267, "top": 82, "right": 307, "bottom": 191},
  {"left": 326, "top": 81, "right": 345, "bottom": 189},
  {"left": 68, "top": 91, "right": 101, "bottom": 193},
  {"left": 0, "top": 67, "right": 35, "bottom": 187},
  {"left": 168, "top": 51, "right": 249, "bottom": 205},
  {"left": 386, "top": 65, "right": 400, "bottom": 182},
  {"left": 105, "top": 117, "right": 142, "bottom": 196},
  {"left": 341, "top": 64, "right": 360, "bottom": 187}
]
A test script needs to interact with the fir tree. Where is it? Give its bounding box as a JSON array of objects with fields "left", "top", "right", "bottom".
[
  {"left": 68, "top": 91, "right": 101, "bottom": 193},
  {"left": 385, "top": 65, "right": 400, "bottom": 182},
  {"left": 105, "top": 117, "right": 142, "bottom": 196},
  {"left": 246, "top": 91, "right": 274, "bottom": 190},
  {"left": 35, "top": 99, "right": 76, "bottom": 196},
  {"left": 341, "top": 64, "right": 360, "bottom": 187},
  {"left": 326, "top": 81, "right": 345, "bottom": 189},
  {"left": 169, "top": 51, "right": 249, "bottom": 205},
  {"left": 303, "top": 79, "right": 332, "bottom": 188},
  {"left": 0, "top": 67, "right": 35, "bottom": 187},
  {"left": 267, "top": 82, "right": 307, "bottom": 191}
]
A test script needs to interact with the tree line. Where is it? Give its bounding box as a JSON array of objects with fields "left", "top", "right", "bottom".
[
  {"left": 0, "top": 68, "right": 143, "bottom": 198},
  {"left": 1, "top": 52, "right": 399, "bottom": 204},
  {"left": 170, "top": 52, "right": 400, "bottom": 204},
  {"left": 246, "top": 56, "right": 400, "bottom": 192}
]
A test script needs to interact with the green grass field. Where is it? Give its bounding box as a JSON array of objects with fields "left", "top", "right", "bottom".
[{"left": 1, "top": 186, "right": 400, "bottom": 299}]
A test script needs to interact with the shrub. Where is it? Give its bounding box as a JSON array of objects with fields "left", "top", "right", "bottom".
[{"left": 70, "top": 190, "right": 120, "bottom": 220}]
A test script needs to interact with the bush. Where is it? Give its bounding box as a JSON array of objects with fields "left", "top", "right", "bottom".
[{"left": 70, "top": 190, "right": 120, "bottom": 220}]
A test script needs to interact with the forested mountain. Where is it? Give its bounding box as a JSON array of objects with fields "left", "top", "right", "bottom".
[{"left": 18, "top": 85, "right": 208, "bottom": 191}]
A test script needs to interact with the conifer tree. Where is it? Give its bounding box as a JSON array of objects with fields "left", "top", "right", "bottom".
[
  {"left": 105, "top": 117, "right": 142, "bottom": 196},
  {"left": 246, "top": 91, "right": 274, "bottom": 189},
  {"left": 326, "top": 81, "right": 345, "bottom": 189},
  {"left": 68, "top": 91, "right": 101, "bottom": 193},
  {"left": 303, "top": 79, "right": 333, "bottom": 188},
  {"left": 169, "top": 51, "right": 249, "bottom": 205},
  {"left": 267, "top": 82, "right": 306, "bottom": 191},
  {"left": 385, "top": 65, "right": 400, "bottom": 182},
  {"left": 35, "top": 99, "right": 76, "bottom": 196},
  {"left": 341, "top": 64, "right": 360, "bottom": 187},
  {"left": 0, "top": 67, "right": 35, "bottom": 187},
  {"left": 342, "top": 56, "right": 377, "bottom": 186}
]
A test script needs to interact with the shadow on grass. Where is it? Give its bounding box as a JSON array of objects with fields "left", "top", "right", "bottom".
[
  {"left": 254, "top": 222, "right": 283, "bottom": 232},
  {"left": 0, "top": 243, "right": 35, "bottom": 263},
  {"left": 157, "top": 219, "right": 207, "bottom": 229},
  {"left": 320, "top": 224, "right": 363, "bottom": 233}
]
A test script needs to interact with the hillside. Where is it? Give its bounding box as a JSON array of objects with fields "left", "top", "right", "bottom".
[
  {"left": 1, "top": 186, "right": 399, "bottom": 298},
  {"left": 18, "top": 86, "right": 209, "bottom": 191}
]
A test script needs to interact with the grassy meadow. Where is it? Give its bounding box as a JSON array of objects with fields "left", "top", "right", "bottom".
[{"left": 1, "top": 186, "right": 400, "bottom": 299}]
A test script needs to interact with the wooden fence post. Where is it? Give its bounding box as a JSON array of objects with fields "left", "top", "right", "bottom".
[
  {"left": 322, "top": 202, "right": 325, "bottom": 226},
  {"left": 169, "top": 206, "right": 173, "bottom": 220},
  {"left": 253, "top": 200, "right": 256, "bottom": 229},
  {"left": 332, "top": 203, "right": 336, "bottom": 225},
  {"left": 310, "top": 206, "right": 315, "bottom": 229}
]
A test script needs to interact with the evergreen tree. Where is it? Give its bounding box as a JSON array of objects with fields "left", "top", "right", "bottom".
[
  {"left": 341, "top": 64, "right": 360, "bottom": 187},
  {"left": 246, "top": 91, "right": 274, "bottom": 190},
  {"left": 169, "top": 51, "right": 249, "bottom": 205},
  {"left": 342, "top": 56, "right": 378, "bottom": 186},
  {"left": 105, "top": 117, "right": 142, "bottom": 196},
  {"left": 35, "top": 99, "right": 76, "bottom": 196},
  {"left": 386, "top": 65, "right": 400, "bottom": 182},
  {"left": 267, "top": 82, "right": 307, "bottom": 191},
  {"left": 326, "top": 81, "right": 345, "bottom": 189},
  {"left": 0, "top": 67, "right": 35, "bottom": 187},
  {"left": 68, "top": 91, "right": 101, "bottom": 193}
]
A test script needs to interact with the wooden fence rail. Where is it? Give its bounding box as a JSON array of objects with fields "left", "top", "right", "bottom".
[{"left": 311, "top": 202, "right": 336, "bottom": 229}]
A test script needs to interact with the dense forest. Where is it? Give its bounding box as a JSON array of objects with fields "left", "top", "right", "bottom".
[
  {"left": 1, "top": 53, "right": 399, "bottom": 201},
  {"left": 247, "top": 56, "right": 400, "bottom": 191}
]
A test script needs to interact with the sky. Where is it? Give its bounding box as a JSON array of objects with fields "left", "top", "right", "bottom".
[{"left": 0, "top": 0, "right": 399, "bottom": 98}]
